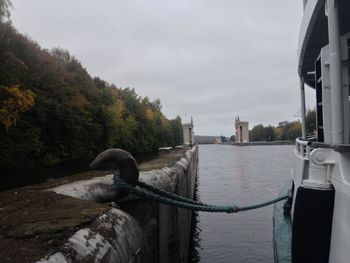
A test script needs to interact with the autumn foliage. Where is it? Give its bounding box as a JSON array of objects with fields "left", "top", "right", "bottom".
[
  {"left": 0, "top": 85, "right": 35, "bottom": 129},
  {"left": 0, "top": 21, "right": 183, "bottom": 176}
]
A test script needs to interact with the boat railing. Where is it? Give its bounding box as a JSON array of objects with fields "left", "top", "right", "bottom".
[{"left": 295, "top": 137, "right": 312, "bottom": 160}]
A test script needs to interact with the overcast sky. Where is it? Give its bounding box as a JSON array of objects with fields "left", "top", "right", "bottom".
[{"left": 10, "top": 0, "right": 314, "bottom": 136}]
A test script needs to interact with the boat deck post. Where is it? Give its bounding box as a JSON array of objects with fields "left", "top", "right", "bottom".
[
  {"left": 300, "top": 77, "right": 307, "bottom": 139},
  {"left": 326, "top": 0, "right": 344, "bottom": 144}
]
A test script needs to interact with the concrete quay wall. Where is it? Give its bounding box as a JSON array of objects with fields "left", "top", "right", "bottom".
[
  {"left": 122, "top": 145, "right": 199, "bottom": 263},
  {"left": 38, "top": 146, "right": 199, "bottom": 263}
]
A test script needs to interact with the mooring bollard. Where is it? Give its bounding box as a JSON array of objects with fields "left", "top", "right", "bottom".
[
  {"left": 89, "top": 148, "right": 139, "bottom": 200},
  {"left": 90, "top": 148, "right": 139, "bottom": 186}
]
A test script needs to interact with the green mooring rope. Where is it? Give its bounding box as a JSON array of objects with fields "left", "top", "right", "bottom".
[{"left": 113, "top": 175, "right": 289, "bottom": 213}]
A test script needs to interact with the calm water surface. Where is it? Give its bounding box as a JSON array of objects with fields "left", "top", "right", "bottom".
[{"left": 191, "top": 144, "right": 294, "bottom": 263}]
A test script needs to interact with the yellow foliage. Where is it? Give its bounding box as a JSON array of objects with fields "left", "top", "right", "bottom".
[
  {"left": 108, "top": 99, "right": 125, "bottom": 119},
  {"left": 0, "top": 85, "right": 35, "bottom": 129},
  {"left": 274, "top": 127, "right": 283, "bottom": 140},
  {"left": 145, "top": 108, "right": 155, "bottom": 120}
]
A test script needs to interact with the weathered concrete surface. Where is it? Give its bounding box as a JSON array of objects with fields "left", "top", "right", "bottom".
[
  {"left": 0, "top": 189, "right": 108, "bottom": 262},
  {"left": 0, "top": 146, "right": 198, "bottom": 263},
  {"left": 48, "top": 146, "right": 198, "bottom": 263},
  {"left": 120, "top": 146, "right": 199, "bottom": 263},
  {"left": 48, "top": 148, "right": 189, "bottom": 203},
  {"left": 49, "top": 174, "right": 118, "bottom": 203},
  {"left": 37, "top": 208, "right": 143, "bottom": 263}
]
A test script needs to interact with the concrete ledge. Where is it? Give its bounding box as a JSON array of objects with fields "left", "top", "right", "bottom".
[
  {"left": 0, "top": 146, "right": 198, "bottom": 263},
  {"left": 49, "top": 146, "right": 198, "bottom": 263},
  {"left": 37, "top": 208, "right": 143, "bottom": 263},
  {"left": 49, "top": 174, "right": 117, "bottom": 202},
  {"left": 49, "top": 146, "right": 198, "bottom": 202}
]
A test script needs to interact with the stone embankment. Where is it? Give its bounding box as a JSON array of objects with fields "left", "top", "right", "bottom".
[
  {"left": 0, "top": 146, "right": 198, "bottom": 263},
  {"left": 232, "top": 141, "right": 293, "bottom": 146}
]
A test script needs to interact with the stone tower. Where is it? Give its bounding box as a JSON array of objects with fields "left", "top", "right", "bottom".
[
  {"left": 183, "top": 117, "right": 194, "bottom": 145},
  {"left": 235, "top": 116, "right": 249, "bottom": 143}
]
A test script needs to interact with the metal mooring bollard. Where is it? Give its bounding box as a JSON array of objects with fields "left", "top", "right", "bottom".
[{"left": 90, "top": 149, "right": 139, "bottom": 192}]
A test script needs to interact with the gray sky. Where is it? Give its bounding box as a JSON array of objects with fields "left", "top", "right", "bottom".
[{"left": 10, "top": 0, "right": 314, "bottom": 136}]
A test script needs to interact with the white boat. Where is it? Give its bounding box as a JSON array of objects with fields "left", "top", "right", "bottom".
[{"left": 274, "top": 1, "right": 350, "bottom": 262}]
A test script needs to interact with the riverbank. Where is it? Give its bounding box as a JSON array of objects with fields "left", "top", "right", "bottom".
[
  {"left": 0, "top": 146, "right": 198, "bottom": 263},
  {"left": 232, "top": 141, "right": 293, "bottom": 146},
  {"left": 197, "top": 141, "right": 294, "bottom": 146}
]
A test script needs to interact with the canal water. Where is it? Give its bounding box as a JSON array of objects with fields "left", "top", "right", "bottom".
[{"left": 191, "top": 144, "right": 294, "bottom": 263}]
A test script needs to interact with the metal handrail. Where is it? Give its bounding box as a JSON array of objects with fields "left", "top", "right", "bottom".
[
  {"left": 296, "top": 137, "right": 312, "bottom": 146},
  {"left": 295, "top": 137, "right": 312, "bottom": 160}
]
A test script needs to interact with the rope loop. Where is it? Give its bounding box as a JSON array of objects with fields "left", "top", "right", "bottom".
[{"left": 113, "top": 175, "right": 289, "bottom": 214}]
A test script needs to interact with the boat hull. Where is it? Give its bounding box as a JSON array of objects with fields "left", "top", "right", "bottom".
[{"left": 273, "top": 180, "right": 292, "bottom": 263}]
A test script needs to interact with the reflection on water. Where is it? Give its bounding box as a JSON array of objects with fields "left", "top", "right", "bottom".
[{"left": 189, "top": 144, "right": 294, "bottom": 263}]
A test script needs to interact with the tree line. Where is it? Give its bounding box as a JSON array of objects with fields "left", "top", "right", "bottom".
[
  {"left": 249, "top": 109, "right": 316, "bottom": 141},
  {"left": 0, "top": 5, "right": 183, "bottom": 175}
]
